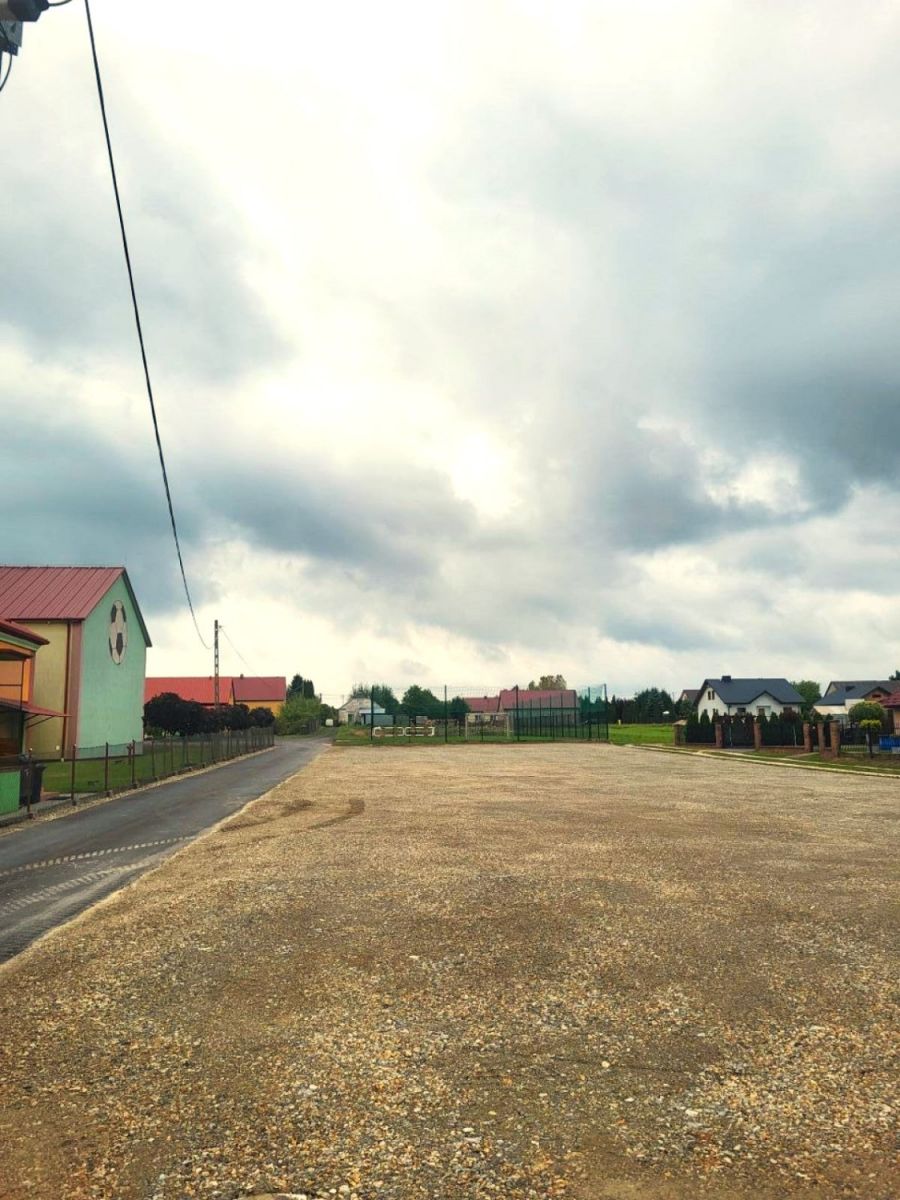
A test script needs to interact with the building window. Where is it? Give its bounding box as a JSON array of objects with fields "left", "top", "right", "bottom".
[
  {"left": 707, "top": 689, "right": 714, "bottom": 700},
  {"left": 737, "top": 706, "right": 747, "bottom": 714}
]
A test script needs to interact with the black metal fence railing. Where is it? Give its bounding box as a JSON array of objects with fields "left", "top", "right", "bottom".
[{"left": 33, "top": 726, "right": 276, "bottom": 805}]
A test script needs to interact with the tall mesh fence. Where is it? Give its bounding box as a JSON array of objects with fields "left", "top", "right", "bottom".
[{"left": 333, "top": 685, "right": 610, "bottom": 744}]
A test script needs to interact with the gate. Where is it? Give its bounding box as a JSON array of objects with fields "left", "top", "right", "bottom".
[{"left": 719, "top": 715, "right": 754, "bottom": 748}]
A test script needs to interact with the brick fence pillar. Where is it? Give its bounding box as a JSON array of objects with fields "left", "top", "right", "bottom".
[
  {"left": 714, "top": 721, "right": 724, "bottom": 749},
  {"left": 803, "top": 722, "right": 812, "bottom": 752},
  {"left": 829, "top": 722, "right": 841, "bottom": 756},
  {"left": 753, "top": 719, "right": 762, "bottom": 750},
  {"left": 818, "top": 723, "right": 829, "bottom": 753}
]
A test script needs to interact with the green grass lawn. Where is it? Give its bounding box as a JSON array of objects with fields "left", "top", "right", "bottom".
[
  {"left": 608, "top": 723, "right": 675, "bottom": 746},
  {"left": 39, "top": 737, "right": 269, "bottom": 795}
]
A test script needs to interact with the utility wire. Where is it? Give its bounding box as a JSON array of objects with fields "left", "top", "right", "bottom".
[
  {"left": 0, "top": 52, "right": 12, "bottom": 93},
  {"left": 220, "top": 626, "right": 250, "bottom": 668},
  {"left": 82, "top": 0, "right": 209, "bottom": 649}
]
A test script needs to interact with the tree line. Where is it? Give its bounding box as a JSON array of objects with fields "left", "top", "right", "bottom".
[{"left": 144, "top": 693, "right": 275, "bottom": 736}]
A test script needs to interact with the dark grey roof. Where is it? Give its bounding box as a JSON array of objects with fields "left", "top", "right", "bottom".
[
  {"left": 697, "top": 678, "right": 804, "bottom": 706},
  {"left": 818, "top": 681, "right": 895, "bottom": 706},
  {"left": 679, "top": 688, "right": 699, "bottom": 702}
]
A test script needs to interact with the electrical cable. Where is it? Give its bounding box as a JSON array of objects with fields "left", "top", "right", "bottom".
[
  {"left": 82, "top": 0, "right": 210, "bottom": 650},
  {"left": 220, "top": 626, "right": 251, "bottom": 668},
  {"left": 0, "top": 52, "right": 12, "bottom": 93}
]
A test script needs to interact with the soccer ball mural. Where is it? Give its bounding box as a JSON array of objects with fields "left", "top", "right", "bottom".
[{"left": 108, "top": 601, "right": 128, "bottom": 664}]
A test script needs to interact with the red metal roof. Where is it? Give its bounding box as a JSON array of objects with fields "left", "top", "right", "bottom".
[
  {"left": 499, "top": 688, "right": 578, "bottom": 709},
  {"left": 145, "top": 677, "right": 235, "bottom": 706},
  {"left": 0, "top": 566, "right": 151, "bottom": 646},
  {"left": 233, "top": 676, "right": 286, "bottom": 703},
  {"left": 461, "top": 695, "right": 501, "bottom": 713},
  {"left": 0, "top": 618, "right": 48, "bottom": 646},
  {"left": 145, "top": 677, "right": 287, "bottom": 706},
  {"left": 0, "top": 566, "right": 123, "bottom": 619}
]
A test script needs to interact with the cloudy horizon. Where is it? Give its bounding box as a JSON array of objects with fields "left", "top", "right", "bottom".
[{"left": 4, "top": 1, "right": 900, "bottom": 701}]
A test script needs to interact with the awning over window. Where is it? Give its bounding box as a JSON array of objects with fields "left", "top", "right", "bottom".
[{"left": 0, "top": 698, "right": 67, "bottom": 719}]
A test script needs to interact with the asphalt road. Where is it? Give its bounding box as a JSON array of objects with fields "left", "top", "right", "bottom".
[{"left": 0, "top": 735, "right": 329, "bottom": 964}]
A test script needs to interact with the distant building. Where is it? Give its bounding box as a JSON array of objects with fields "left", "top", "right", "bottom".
[
  {"left": 0, "top": 566, "right": 151, "bottom": 758},
  {"left": 144, "top": 675, "right": 287, "bottom": 715},
  {"left": 460, "top": 687, "right": 577, "bottom": 715},
  {"left": 814, "top": 681, "right": 895, "bottom": 724},
  {"left": 338, "top": 696, "right": 386, "bottom": 725},
  {"left": 694, "top": 677, "right": 803, "bottom": 719}
]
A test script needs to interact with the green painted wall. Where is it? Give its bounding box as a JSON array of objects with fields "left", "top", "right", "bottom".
[
  {"left": 0, "top": 770, "right": 19, "bottom": 814},
  {"left": 78, "top": 577, "right": 148, "bottom": 752}
]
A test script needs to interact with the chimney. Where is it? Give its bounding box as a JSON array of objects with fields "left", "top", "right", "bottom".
[{"left": 722, "top": 675, "right": 732, "bottom": 682}]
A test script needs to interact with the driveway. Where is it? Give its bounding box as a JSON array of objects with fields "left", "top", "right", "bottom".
[{"left": 0, "top": 735, "right": 329, "bottom": 962}]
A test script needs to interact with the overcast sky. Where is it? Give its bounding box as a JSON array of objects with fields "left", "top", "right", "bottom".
[{"left": 4, "top": 1, "right": 899, "bottom": 700}]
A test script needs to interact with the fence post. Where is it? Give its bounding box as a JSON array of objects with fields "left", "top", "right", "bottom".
[
  {"left": 515, "top": 685, "right": 520, "bottom": 742},
  {"left": 25, "top": 751, "right": 33, "bottom": 820},
  {"left": 131, "top": 741, "right": 137, "bottom": 787},
  {"left": 150, "top": 737, "right": 156, "bottom": 780},
  {"left": 444, "top": 686, "right": 448, "bottom": 743},
  {"left": 753, "top": 719, "right": 762, "bottom": 751},
  {"left": 104, "top": 741, "right": 110, "bottom": 794},
  {"left": 70, "top": 745, "right": 77, "bottom": 806}
]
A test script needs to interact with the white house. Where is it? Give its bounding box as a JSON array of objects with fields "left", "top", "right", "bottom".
[
  {"left": 338, "top": 696, "right": 386, "bottom": 725},
  {"left": 814, "top": 681, "right": 895, "bottom": 724},
  {"left": 695, "top": 677, "right": 803, "bottom": 719}
]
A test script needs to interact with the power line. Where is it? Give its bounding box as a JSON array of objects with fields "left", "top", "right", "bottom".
[
  {"left": 220, "top": 626, "right": 250, "bottom": 668},
  {"left": 81, "top": 0, "right": 209, "bottom": 650},
  {"left": 0, "top": 53, "right": 12, "bottom": 93}
]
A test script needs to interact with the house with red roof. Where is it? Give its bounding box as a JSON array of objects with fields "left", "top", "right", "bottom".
[
  {"left": 144, "top": 675, "right": 286, "bottom": 715},
  {"left": 0, "top": 566, "right": 150, "bottom": 759},
  {"left": 460, "top": 687, "right": 578, "bottom": 723}
]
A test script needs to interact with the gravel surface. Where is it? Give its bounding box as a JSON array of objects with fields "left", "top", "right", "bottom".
[{"left": 0, "top": 744, "right": 896, "bottom": 1199}]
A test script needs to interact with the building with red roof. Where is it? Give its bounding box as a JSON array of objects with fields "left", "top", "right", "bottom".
[
  {"left": 0, "top": 566, "right": 150, "bottom": 758},
  {"left": 145, "top": 675, "right": 286, "bottom": 715}
]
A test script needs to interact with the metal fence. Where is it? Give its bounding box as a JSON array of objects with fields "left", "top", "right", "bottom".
[
  {"left": 32, "top": 726, "right": 275, "bottom": 804},
  {"left": 339, "top": 685, "right": 610, "bottom": 745}
]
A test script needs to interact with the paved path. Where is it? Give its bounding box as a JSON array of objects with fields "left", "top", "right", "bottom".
[{"left": 0, "top": 736, "right": 329, "bottom": 963}]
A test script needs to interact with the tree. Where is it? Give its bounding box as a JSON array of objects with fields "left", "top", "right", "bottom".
[
  {"left": 791, "top": 680, "right": 822, "bottom": 720},
  {"left": 276, "top": 693, "right": 323, "bottom": 735},
  {"left": 371, "top": 684, "right": 400, "bottom": 716},
  {"left": 849, "top": 700, "right": 886, "bottom": 758},
  {"left": 527, "top": 675, "right": 568, "bottom": 690},
  {"left": 890, "top": 670, "right": 900, "bottom": 681},
  {"left": 401, "top": 685, "right": 443, "bottom": 719},
  {"left": 349, "top": 683, "right": 371, "bottom": 699},
  {"left": 144, "top": 692, "right": 188, "bottom": 735},
  {"left": 248, "top": 706, "right": 275, "bottom": 727},
  {"left": 288, "top": 675, "right": 317, "bottom": 700},
  {"left": 632, "top": 687, "right": 675, "bottom": 723},
  {"left": 449, "top": 696, "right": 470, "bottom": 720}
]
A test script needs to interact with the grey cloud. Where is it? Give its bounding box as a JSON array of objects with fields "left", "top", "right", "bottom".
[{"left": 3, "top": 60, "right": 285, "bottom": 383}]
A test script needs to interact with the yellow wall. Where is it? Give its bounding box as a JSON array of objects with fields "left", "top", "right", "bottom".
[
  {"left": 239, "top": 698, "right": 284, "bottom": 715},
  {"left": 25, "top": 621, "right": 69, "bottom": 758}
]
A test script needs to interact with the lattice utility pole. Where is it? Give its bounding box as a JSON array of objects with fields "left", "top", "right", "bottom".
[{"left": 213, "top": 619, "right": 220, "bottom": 710}]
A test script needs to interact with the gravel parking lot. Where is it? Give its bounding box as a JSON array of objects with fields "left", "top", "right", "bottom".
[{"left": 0, "top": 744, "right": 896, "bottom": 1200}]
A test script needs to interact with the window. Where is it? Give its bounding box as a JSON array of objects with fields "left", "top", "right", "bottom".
[
  {"left": 707, "top": 689, "right": 714, "bottom": 700},
  {"left": 737, "top": 706, "right": 747, "bottom": 714}
]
